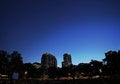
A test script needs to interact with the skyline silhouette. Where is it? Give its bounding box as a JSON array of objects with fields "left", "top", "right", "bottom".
[
  {"left": 0, "top": 49, "right": 119, "bottom": 68},
  {"left": 1, "top": 49, "right": 120, "bottom": 84}
]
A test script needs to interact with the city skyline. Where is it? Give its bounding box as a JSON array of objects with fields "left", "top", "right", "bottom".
[
  {"left": 1, "top": 50, "right": 120, "bottom": 68},
  {"left": 1, "top": 0, "right": 120, "bottom": 67}
]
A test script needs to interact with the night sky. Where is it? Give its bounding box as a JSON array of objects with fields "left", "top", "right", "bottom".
[{"left": 1, "top": 0, "right": 120, "bottom": 67}]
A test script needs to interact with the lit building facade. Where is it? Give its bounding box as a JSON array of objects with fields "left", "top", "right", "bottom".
[
  {"left": 41, "top": 53, "right": 57, "bottom": 69},
  {"left": 62, "top": 53, "right": 72, "bottom": 67}
]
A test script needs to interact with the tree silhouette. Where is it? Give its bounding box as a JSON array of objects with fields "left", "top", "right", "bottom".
[
  {"left": 117, "top": 50, "right": 120, "bottom": 74},
  {"left": 0, "top": 50, "right": 8, "bottom": 74},
  {"left": 103, "top": 50, "right": 120, "bottom": 76},
  {"left": 23, "top": 63, "right": 37, "bottom": 78},
  {"left": 47, "top": 67, "right": 58, "bottom": 79},
  {"left": 10, "top": 51, "right": 23, "bottom": 72},
  {"left": 90, "top": 60, "right": 103, "bottom": 76}
]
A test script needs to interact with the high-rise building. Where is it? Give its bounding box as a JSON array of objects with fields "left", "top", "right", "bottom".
[
  {"left": 41, "top": 53, "right": 57, "bottom": 69},
  {"left": 62, "top": 53, "right": 72, "bottom": 67}
]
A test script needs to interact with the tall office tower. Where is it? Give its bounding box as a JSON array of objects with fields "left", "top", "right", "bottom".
[
  {"left": 62, "top": 53, "right": 72, "bottom": 67},
  {"left": 41, "top": 53, "right": 57, "bottom": 69}
]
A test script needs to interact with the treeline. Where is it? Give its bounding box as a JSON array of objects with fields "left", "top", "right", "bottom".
[
  {"left": 0, "top": 51, "right": 23, "bottom": 78},
  {"left": 0, "top": 50, "right": 120, "bottom": 80}
]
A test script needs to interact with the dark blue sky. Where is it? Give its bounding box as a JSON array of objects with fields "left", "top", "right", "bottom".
[{"left": 1, "top": 0, "right": 120, "bottom": 67}]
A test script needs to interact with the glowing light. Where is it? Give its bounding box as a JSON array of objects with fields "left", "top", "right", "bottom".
[{"left": 99, "top": 68, "right": 102, "bottom": 73}]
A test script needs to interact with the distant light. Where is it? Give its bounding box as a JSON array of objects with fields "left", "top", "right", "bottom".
[
  {"left": 99, "top": 68, "right": 102, "bottom": 73},
  {"left": 24, "top": 71, "right": 28, "bottom": 75}
]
